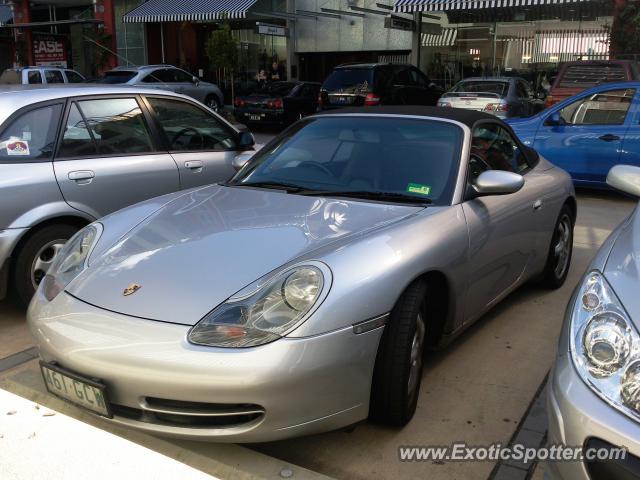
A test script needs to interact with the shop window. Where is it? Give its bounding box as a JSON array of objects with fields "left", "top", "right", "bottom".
[
  {"left": 58, "top": 98, "right": 153, "bottom": 157},
  {"left": 470, "top": 124, "right": 529, "bottom": 178},
  {"left": 27, "top": 71, "right": 42, "bottom": 84},
  {"left": 44, "top": 70, "right": 64, "bottom": 84},
  {"left": 0, "top": 104, "right": 62, "bottom": 162},
  {"left": 147, "top": 97, "right": 237, "bottom": 152},
  {"left": 557, "top": 89, "right": 636, "bottom": 125}
]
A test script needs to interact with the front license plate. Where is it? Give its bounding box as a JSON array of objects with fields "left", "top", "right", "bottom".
[
  {"left": 40, "top": 362, "right": 112, "bottom": 418},
  {"left": 250, "top": 114, "right": 261, "bottom": 121}
]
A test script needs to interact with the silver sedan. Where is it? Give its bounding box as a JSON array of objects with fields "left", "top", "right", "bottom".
[
  {"left": 28, "top": 107, "right": 575, "bottom": 442},
  {"left": 547, "top": 165, "right": 640, "bottom": 479}
]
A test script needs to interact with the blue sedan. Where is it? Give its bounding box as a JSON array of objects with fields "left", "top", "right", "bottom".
[{"left": 508, "top": 81, "right": 640, "bottom": 187}]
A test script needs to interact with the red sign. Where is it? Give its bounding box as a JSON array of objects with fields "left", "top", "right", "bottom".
[{"left": 33, "top": 35, "right": 67, "bottom": 68}]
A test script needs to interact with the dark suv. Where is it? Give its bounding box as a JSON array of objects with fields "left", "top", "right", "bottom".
[{"left": 318, "top": 63, "right": 443, "bottom": 110}]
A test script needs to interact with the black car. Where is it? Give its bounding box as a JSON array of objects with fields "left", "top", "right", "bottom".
[
  {"left": 234, "top": 81, "right": 321, "bottom": 127},
  {"left": 318, "top": 63, "right": 443, "bottom": 110}
]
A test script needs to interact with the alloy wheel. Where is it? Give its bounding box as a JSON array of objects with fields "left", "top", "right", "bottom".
[
  {"left": 553, "top": 214, "right": 572, "bottom": 280},
  {"left": 31, "top": 239, "right": 66, "bottom": 289},
  {"left": 407, "top": 312, "right": 426, "bottom": 401}
]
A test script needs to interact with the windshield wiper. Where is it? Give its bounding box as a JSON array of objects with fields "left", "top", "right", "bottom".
[
  {"left": 296, "top": 190, "right": 432, "bottom": 205},
  {"left": 224, "top": 181, "right": 304, "bottom": 193}
]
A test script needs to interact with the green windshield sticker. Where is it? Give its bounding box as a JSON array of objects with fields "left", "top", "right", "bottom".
[{"left": 406, "top": 183, "right": 431, "bottom": 196}]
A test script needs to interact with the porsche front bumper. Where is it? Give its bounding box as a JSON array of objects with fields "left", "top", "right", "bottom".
[{"left": 27, "top": 291, "right": 384, "bottom": 442}]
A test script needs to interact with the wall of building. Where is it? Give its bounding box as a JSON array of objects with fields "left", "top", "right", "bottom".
[{"left": 294, "top": 0, "right": 412, "bottom": 54}]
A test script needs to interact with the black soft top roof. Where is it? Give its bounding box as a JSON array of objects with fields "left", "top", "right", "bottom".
[{"left": 316, "top": 106, "right": 500, "bottom": 129}]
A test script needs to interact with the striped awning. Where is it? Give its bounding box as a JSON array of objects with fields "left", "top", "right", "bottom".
[
  {"left": 123, "top": 0, "right": 259, "bottom": 23},
  {"left": 422, "top": 27, "right": 457, "bottom": 46},
  {"left": 396, "top": 0, "right": 586, "bottom": 12}
]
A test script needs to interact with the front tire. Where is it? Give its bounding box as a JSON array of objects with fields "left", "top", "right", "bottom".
[
  {"left": 370, "top": 280, "right": 428, "bottom": 426},
  {"left": 540, "top": 205, "right": 574, "bottom": 289},
  {"left": 14, "top": 225, "right": 78, "bottom": 306}
]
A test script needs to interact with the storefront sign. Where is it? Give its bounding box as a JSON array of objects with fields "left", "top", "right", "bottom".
[
  {"left": 384, "top": 15, "right": 415, "bottom": 32},
  {"left": 256, "top": 23, "right": 287, "bottom": 37},
  {"left": 33, "top": 35, "right": 67, "bottom": 68}
]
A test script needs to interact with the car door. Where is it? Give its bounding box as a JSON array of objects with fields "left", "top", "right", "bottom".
[
  {"left": 619, "top": 92, "right": 640, "bottom": 167},
  {"left": 171, "top": 68, "right": 203, "bottom": 101},
  {"left": 391, "top": 67, "right": 418, "bottom": 105},
  {"left": 410, "top": 67, "right": 440, "bottom": 105},
  {"left": 54, "top": 96, "right": 180, "bottom": 218},
  {"left": 145, "top": 96, "right": 241, "bottom": 188},
  {"left": 513, "top": 81, "right": 530, "bottom": 117},
  {"left": 462, "top": 122, "right": 543, "bottom": 321},
  {"left": 533, "top": 87, "right": 635, "bottom": 184}
]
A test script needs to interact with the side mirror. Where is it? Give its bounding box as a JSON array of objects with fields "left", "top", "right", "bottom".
[
  {"left": 536, "top": 91, "right": 546, "bottom": 100},
  {"left": 545, "top": 112, "right": 564, "bottom": 126},
  {"left": 473, "top": 170, "right": 524, "bottom": 196},
  {"left": 238, "top": 131, "right": 255, "bottom": 150},
  {"left": 233, "top": 152, "right": 254, "bottom": 171},
  {"left": 192, "top": 76, "right": 200, "bottom": 85},
  {"left": 607, "top": 165, "right": 640, "bottom": 198}
]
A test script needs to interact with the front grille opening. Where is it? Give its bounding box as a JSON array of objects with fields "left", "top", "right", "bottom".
[{"left": 111, "top": 399, "right": 265, "bottom": 429}]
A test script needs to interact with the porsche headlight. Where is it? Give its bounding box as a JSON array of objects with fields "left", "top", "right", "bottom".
[
  {"left": 188, "top": 263, "right": 329, "bottom": 348},
  {"left": 570, "top": 270, "right": 640, "bottom": 420},
  {"left": 40, "top": 223, "right": 102, "bottom": 302}
]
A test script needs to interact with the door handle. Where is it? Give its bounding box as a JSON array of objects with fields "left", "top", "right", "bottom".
[
  {"left": 599, "top": 134, "right": 620, "bottom": 142},
  {"left": 533, "top": 199, "right": 543, "bottom": 210},
  {"left": 68, "top": 170, "right": 95, "bottom": 184},
  {"left": 184, "top": 161, "right": 203, "bottom": 172}
]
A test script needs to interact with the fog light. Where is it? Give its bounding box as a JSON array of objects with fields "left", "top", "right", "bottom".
[
  {"left": 583, "top": 312, "right": 631, "bottom": 376},
  {"left": 621, "top": 362, "right": 640, "bottom": 411},
  {"left": 582, "top": 292, "right": 600, "bottom": 311}
]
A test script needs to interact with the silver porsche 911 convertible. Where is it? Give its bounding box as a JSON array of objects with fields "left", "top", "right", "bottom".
[{"left": 28, "top": 106, "right": 576, "bottom": 442}]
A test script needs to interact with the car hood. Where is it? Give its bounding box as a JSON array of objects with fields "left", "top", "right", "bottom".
[
  {"left": 68, "top": 185, "right": 422, "bottom": 325},
  {"left": 603, "top": 205, "right": 640, "bottom": 328}
]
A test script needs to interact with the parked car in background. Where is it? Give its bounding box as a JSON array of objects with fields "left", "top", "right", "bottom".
[
  {"left": 28, "top": 106, "right": 575, "bottom": 442},
  {"left": 234, "top": 81, "right": 320, "bottom": 127},
  {"left": 97, "top": 65, "right": 224, "bottom": 112},
  {"left": 437, "top": 77, "right": 543, "bottom": 118},
  {"left": 508, "top": 81, "right": 640, "bottom": 188},
  {"left": 318, "top": 63, "right": 443, "bottom": 110},
  {"left": 547, "top": 164, "right": 640, "bottom": 480},
  {"left": 0, "top": 67, "right": 85, "bottom": 85},
  {"left": 545, "top": 60, "right": 639, "bottom": 108},
  {"left": 0, "top": 85, "right": 256, "bottom": 305}
]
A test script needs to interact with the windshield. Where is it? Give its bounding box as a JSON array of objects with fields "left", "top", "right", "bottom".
[
  {"left": 97, "top": 71, "right": 137, "bottom": 84},
  {"left": 322, "top": 69, "right": 374, "bottom": 93},
  {"left": 452, "top": 81, "right": 508, "bottom": 96},
  {"left": 229, "top": 117, "right": 463, "bottom": 205}
]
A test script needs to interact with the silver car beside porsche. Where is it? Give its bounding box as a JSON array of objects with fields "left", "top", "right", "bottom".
[{"left": 28, "top": 106, "right": 576, "bottom": 442}]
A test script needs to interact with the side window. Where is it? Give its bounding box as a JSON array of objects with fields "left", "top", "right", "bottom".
[
  {"left": 299, "top": 84, "right": 317, "bottom": 98},
  {"left": 65, "top": 70, "right": 84, "bottom": 83},
  {"left": 394, "top": 68, "right": 413, "bottom": 86},
  {"left": 556, "top": 88, "right": 635, "bottom": 125},
  {"left": 150, "top": 69, "right": 173, "bottom": 83},
  {"left": 410, "top": 68, "right": 429, "bottom": 87},
  {"left": 44, "top": 70, "right": 64, "bottom": 84},
  {"left": 515, "top": 81, "right": 529, "bottom": 99},
  {"left": 147, "top": 97, "right": 237, "bottom": 152},
  {"left": 0, "top": 104, "right": 62, "bottom": 161},
  {"left": 58, "top": 98, "right": 154, "bottom": 157},
  {"left": 470, "top": 124, "right": 529, "bottom": 180},
  {"left": 142, "top": 72, "right": 160, "bottom": 83},
  {"left": 173, "top": 69, "right": 193, "bottom": 83},
  {"left": 27, "top": 71, "right": 42, "bottom": 84}
]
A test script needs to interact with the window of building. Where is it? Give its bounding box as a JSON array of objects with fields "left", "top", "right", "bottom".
[{"left": 0, "top": 104, "right": 62, "bottom": 161}]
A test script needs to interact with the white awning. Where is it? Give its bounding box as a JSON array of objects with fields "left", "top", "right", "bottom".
[
  {"left": 396, "top": 0, "right": 587, "bottom": 12},
  {"left": 123, "top": 0, "right": 259, "bottom": 23},
  {"left": 422, "top": 27, "right": 457, "bottom": 46}
]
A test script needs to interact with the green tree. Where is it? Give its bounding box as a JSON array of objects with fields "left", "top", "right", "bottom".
[
  {"left": 610, "top": 0, "right": 640, "bottom": 57},
  {"left": 205, "top": 22, "right": 239, "bottom": 105}
]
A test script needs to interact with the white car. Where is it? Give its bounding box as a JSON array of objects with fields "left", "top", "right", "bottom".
[{"left": 0, "top": 67, "right": 85, "bottom": 85}]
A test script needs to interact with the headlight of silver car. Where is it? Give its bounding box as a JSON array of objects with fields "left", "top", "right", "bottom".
[
  {"left": 188, "top": 263, "right": 331, "bottom": 348},
  {"left": 40, "top": 223, "right": 102, "bottom": 302},
  {"left": 570, "top": 270, "right": 640, "bottom": 420}
]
